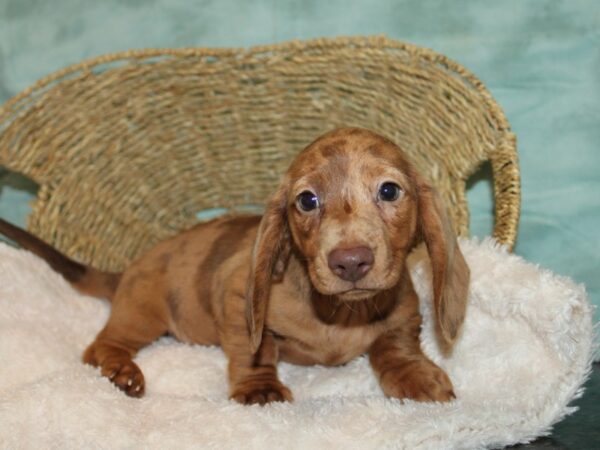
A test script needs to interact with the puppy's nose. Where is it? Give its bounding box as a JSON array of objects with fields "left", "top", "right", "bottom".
[{"left": 327, "top": 246, "right": 374, "bottom": 282}]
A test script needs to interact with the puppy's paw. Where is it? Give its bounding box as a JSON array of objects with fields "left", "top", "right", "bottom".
[
  {"left": 100, "top": 359, "right": 145, "bottom": 398},
  {"left": 231, "top": 379, "right": 293, "bottom": 405},
  {"left": 379, "top": 359, "right": 455, "bottom": 402}
]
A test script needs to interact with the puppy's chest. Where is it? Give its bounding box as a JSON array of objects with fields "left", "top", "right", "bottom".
[
  {"left": 277, "top": 326, "right": 379, "bottom": 366},
  {"left": 268, "top": 303, "right": 390, "bottom": 366}
]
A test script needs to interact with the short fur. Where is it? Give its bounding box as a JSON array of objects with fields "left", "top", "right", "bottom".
[{"left": 0, "top": 128, "right": 469, "bottom": 404}]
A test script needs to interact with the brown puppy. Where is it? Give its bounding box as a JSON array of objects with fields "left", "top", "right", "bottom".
[{"left": 0, "top": 127, "right": 469, "bottom": 405}]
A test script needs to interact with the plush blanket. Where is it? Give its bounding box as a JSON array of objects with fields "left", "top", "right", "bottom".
[{"left": 0, "top": 238, "right": 594, "bottom": 449}]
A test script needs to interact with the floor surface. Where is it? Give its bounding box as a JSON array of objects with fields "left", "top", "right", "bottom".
[{"left": 512, "top": 363, "right": 600, "bottom": 449}]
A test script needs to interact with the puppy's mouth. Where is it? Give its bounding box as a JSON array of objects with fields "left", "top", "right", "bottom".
[{"left": 336, "top": 288, "right": 379, "bottom": 301}]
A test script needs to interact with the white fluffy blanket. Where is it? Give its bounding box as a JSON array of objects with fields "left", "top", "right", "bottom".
[{"left": 0, "top": 238, "right": 594, "bottom": 449}]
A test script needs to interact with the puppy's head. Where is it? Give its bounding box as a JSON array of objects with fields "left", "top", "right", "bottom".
[{"left": 247, "top": 128, "right": 469, "bottom": 354}]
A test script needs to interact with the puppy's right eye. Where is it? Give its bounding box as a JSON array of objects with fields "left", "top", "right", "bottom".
[
  {"left": 378, "top": 182, "right": 402, "bottom": 202},
  {"left": 296, "top": 191, "right": 319, "bottom": 212}
]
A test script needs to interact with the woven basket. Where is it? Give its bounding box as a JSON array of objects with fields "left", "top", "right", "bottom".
[{"left": 0, "top": 36, "right": 520, "bottom": 271}]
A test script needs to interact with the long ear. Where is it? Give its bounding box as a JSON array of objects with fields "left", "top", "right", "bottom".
[
  {"left": 246, "top": 183, "right": 291, "bottom": 354},
  {"left": 416, "top": 177, "right": 470, "bottom": 355}
]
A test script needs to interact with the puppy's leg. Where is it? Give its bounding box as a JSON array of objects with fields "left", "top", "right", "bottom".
[
  {"left": 227, "top": 333, "right": 293, "bottom": 405},
  {"left": 83, "top": 299, "right": 167, "bottom": 397},
  {"left": 369, "top": 312, "right": 455, "bottom": 402},
  {"left": 221, "top": 293, "right": 292, "bottom": 405}
]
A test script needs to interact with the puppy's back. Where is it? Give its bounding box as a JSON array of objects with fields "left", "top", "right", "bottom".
[{"left": 115, "top": 214, "right": 261, "bottom": 345}]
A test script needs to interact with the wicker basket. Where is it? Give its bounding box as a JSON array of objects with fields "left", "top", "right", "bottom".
[{"left": 0, "top": 36, "right": 520, "bottom": 271}]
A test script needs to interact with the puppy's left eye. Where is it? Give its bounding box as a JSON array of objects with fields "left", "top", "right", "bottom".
[
  {"left": 296, "top": 191, "right": 320, "bottom": 212},
  {"left": 378, "top": 182, "right": 402, "bottom": 202}
]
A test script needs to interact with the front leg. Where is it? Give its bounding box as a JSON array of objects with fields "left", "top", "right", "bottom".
[
  {"left": 369, "top": 314, "right": 455, "bottom": 402},
  {"left": 220, "top": 291, "right": 292, "bottom": 405},
  {"left": 227, "top": 333, "right": 292, "bottom": 405}
]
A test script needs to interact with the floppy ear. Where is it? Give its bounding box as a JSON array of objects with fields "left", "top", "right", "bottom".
[
  {"left": 416, "top": 177, "right": 470, "bottom": 355},
  {"left": 246, "top": 182, "right": 291, "bottom": 354}
]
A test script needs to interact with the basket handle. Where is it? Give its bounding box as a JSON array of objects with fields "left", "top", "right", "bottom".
[{"left": 489, "top": 132, "right": 520, "bottom": 251}]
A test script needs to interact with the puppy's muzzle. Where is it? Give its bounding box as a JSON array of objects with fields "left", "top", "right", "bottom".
[{"left": 327, "top": 246, "right": 374, "bottom": 282}]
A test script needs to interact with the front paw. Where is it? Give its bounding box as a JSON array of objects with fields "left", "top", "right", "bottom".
[
  {"left": 100, "top": 358, "right": 145, "bottom": 398},
  {"left": 230, "top": 378, "right": 293, "bottom": 405},
  {"left": 379, "top": 359, "right": 455, "bottom": 402}
]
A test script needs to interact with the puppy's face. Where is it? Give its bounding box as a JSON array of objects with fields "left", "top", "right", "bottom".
[
  {"left": 248, "top": 127, "right": 469, "bottom": 354},
  {"left": 285, "top": 129, "right": 419, "bottom": 300}
]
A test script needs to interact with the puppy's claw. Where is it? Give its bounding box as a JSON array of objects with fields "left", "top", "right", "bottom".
[
  {"left": 100, "top": 359, "right": 145, "bottom": 398},
  {"left": 380, "top": 360, "right": 456, "bottom": 403},
  {"left": 231, "top": 380, "right": 293, "bottom": 406}
]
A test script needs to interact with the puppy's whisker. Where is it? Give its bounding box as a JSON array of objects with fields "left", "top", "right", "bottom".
[
  {"left": 326, "top": 300, "right": 343, "bottom": 322},
  {"left": 371, "top": 297, "right": 383, "bottom": 319},
  {"left": 342, "top": 300, "right": 358, "bottom": 313}
]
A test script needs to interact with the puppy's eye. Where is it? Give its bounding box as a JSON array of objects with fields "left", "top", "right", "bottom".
[
  {"left": 296, "top": 191, "right": 319, "bottom": 212},
  {"left": 378, "top": 182, "right": 402, "bottom": 202}
]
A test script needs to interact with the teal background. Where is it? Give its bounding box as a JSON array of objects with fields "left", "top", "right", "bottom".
[{"left": 0, "top": 0, "right": 598, "bottom": 349}]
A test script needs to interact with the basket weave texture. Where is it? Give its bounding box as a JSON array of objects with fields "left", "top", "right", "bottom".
[{"left": 0, "top": 36, "right": 520, "bottom": 271}]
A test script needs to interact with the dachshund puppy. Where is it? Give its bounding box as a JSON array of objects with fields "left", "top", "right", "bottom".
[{"left": 0, "top": 127, "right": 469, "bottom": 405}]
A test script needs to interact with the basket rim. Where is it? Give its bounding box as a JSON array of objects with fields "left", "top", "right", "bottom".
[{"left": 1, "top": 35, "right": 512, "bottom": 134}]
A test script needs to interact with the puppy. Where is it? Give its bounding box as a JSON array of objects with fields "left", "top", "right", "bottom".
[{"left": 0, "top": 127, "right": 469, "bottom": 405}]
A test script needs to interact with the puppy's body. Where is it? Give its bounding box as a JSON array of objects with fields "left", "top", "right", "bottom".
[
  {"left": 112, "top": 214, "right": 418, "bottom": 365},
  {"left": 0, "top": 127, "right": 469, "bottom": 404}
]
